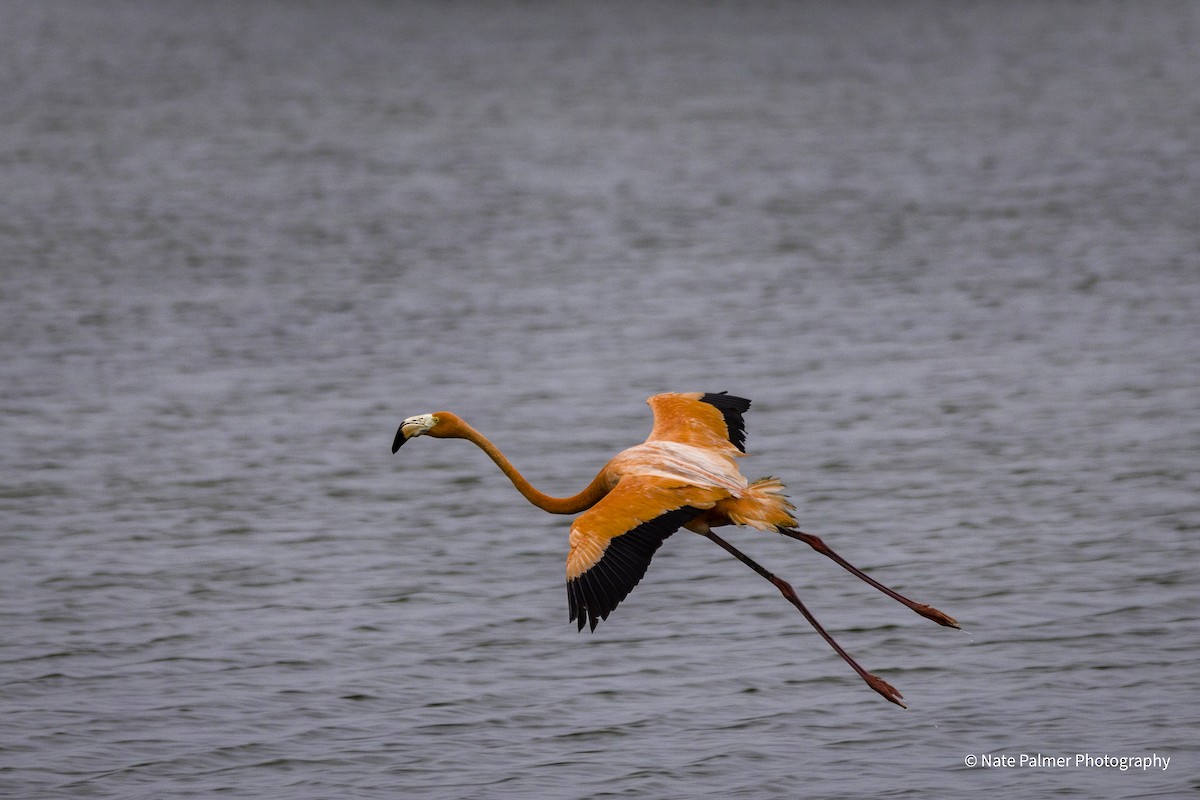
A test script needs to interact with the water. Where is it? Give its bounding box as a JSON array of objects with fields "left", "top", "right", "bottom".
[{"left": 2, "top": 1, "right": 1199, "bottom": 797}]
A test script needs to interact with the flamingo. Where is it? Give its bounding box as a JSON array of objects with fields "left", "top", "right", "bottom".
[{"left": 391, "top": 391, "right": 957, "bottom": 707}]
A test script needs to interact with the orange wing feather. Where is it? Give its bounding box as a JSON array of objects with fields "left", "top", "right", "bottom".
[
  {"left": 645, "top": 391, "right": 750, "bottom": 453},
  {"left": 566, "top": 476, "right": 726, "bottom": 631}
]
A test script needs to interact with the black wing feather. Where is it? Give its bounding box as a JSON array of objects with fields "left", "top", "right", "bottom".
[
  {"left": 700, "top": 391, "right": 751, "bottom": 452},
  {"left": 567, "top": 506, "right": 701, "bottom": 632}
]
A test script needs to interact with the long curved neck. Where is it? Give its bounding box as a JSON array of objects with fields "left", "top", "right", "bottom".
[{"left": 440, "top": 413, "right": 610, "bottom": 515}]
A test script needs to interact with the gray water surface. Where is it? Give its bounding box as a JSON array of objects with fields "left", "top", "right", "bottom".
[{"left": 2, "top": 2, "right": 1198, "bottom": 798}]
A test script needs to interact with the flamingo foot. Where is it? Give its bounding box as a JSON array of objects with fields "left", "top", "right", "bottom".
[
  {"left": 914, "top": 603, "right": 960, "bottom": 629},
  {"left": 864, "top": 673, "right": 907, "bottom": 709}
]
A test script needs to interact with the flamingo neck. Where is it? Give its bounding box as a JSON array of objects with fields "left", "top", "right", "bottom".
[{"left": 444, "top": 415, "right": 609, "bottom": 515}]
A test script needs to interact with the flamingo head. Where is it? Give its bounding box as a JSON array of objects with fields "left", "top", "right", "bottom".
[{"left": 392, "top": 413, "right": 440, "bottom": 453}]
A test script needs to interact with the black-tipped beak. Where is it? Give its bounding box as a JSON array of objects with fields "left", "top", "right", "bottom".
[{"left": 391, "top": 426, "right": 408, "bottom": 454}]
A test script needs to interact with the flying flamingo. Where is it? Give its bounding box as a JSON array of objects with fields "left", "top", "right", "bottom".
[{"left": 391, "top": 391, "right": 957, "bottom": 707}]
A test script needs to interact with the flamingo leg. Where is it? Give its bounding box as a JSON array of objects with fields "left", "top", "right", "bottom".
[
  {"left": 778, "top": 528, "right": 959, "bottom": 629},
  {"left": 702, "top": 530, "right": 906, "bottom": 709}
]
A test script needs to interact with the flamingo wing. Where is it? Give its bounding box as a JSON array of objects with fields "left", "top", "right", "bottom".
[
  {"left": 645, "top": 391, "right": 751, "bottom": 453},
  {"left": 566, "top": 476, "right": 725, "bottom": 632}
]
